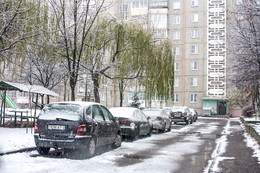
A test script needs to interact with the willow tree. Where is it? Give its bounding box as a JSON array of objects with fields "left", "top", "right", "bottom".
[
  {"left": 143, "top": 40, "right": 175, "bottom": 107},
  {"left": 82, "top": 19, "right": 150, "bottom": 103}
]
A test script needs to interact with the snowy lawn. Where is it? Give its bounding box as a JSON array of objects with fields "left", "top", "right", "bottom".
[{"left": 0, "top": 128, "right": 35, "bottom": 153}]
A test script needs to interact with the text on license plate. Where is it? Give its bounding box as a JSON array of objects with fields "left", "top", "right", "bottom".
[{"left": 48, "top": 125, "right": 65, "bottom": 130}]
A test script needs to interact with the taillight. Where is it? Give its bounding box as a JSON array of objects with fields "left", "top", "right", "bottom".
[
  {"left": 76, "top": 125, "right": 87, "bottom": 135},
  {"left": 35, "top": 123, "right": 39, "bottom": 133},
  {"left": 184, "top": 112, "right": 187, "bottom": 116},
  {"left": 157, "top": 117, "right": 162, "bottom": 120},
  {"left": 120, "top": 121, "right": 131, "bottom": 125}
]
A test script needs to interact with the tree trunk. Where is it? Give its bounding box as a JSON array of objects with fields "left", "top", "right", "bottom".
[
  {"left": 119, "top": 79, "right": 124, "bottom": 107},
  {"left": 92, "top": 73, "right": 100, "bottom": 103}
]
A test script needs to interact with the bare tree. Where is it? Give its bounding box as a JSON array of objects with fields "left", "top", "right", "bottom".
[
  {"left": 0, "top": 0, "right": 40, "bottom": 71},
  {"left": 227, "top": 0, "right": 260, "bottom": 110},
  {"left": 48, "top": 0, "right": 108, "bottom": 101}
]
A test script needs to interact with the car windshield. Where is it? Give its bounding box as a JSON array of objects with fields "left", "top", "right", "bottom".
[{"left": 39, "top": 103, "right": 82, "bottom": 121}]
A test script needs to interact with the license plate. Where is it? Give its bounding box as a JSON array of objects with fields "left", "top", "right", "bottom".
[
  {"left": 48, "top": 125, "right": 65, "bottom": 131},
  {"left": 173, "top": 113, "right": 181, "bottom": 117}
]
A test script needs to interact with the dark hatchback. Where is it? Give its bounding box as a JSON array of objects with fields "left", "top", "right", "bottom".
[{"left": 34, "top": 102, "right": 122, "bottom": 158}]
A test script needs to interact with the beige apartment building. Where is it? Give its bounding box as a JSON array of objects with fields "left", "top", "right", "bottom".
[{"left": 106, "top": 0, "right": 245, "bottom": 116}]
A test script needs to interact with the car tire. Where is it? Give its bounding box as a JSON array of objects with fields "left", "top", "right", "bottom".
[
  {"left": 167, "top": 125, "right": 171, "bottom": 132},
  {"left": 87, "top": 138, "right": 96, "bottom": 157},
  {"left": 133, "top": 128, "right": 140, "bottom": 140},
  {"left": 37, "top": 147, "right": 50, "bottom": 155},
  {"left": 185, "top": 120, "right": 189, "bottom": 125},
  {"left": 112, "top": 133, "right": 122, "bottom": 148}
]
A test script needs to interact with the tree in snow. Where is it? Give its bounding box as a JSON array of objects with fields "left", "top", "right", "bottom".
[
  {"left": 47, "top": 0, "right": 108, "bottom": 101},
  {"left": 0, "top": 0, "right": 41, "bottom": 78},
  {"left": 227, "top": 0, "right": 260, "bottom": 112}
]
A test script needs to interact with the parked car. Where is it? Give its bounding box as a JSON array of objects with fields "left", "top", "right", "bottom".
[
  {"left": 162, "top": 107, "right": 173, "bottom": 116},
  {"left": 109, "top": 107, "right": 152, "bottom": 140},
  {"left": 170, "top": 106, "right": 193, "bottom": 125},
  {"left": 190, "top": 108, "right": 198, "bottom": 122},
  {"left": 142, "top": 108, "right": 171, "bottom": 133},
  {"left": 34, "top": 102, "right": 122, "bottom": 158}
]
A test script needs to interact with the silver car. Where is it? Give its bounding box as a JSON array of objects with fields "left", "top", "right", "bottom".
[{"left": 143, "top": 108, "right": 171, "bottom": 133}]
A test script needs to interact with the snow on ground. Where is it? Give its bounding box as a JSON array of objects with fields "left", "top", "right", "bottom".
[
  {"left": 1, "top": 118, "right": 260, "bottom": 173},
  {"left": 0, "top": 123, "right": 208, "bottom": 173},
  {"left": 0, "top": 128, "right": 35, "bottom": 153},
  {"left": 241, "top": 123, "right": 260, "bottom": 163}
]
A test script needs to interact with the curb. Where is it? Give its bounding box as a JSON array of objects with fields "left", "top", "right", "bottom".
[
  {"left": 240, "top": 117, "right": 260, "bottom": 146},
  {"left": 0, "top": 147, "right": 36, "bottom": 156}
]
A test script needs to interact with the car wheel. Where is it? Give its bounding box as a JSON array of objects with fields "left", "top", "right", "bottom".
[
  {"left": 185, "top": 120, "right": 189, "bottom": 125},
  {"left": 167, "top": 125, "right": 171, "bottom": 132},
  {"left": 112, "top": 133, "right": 122, "bottom": 148},
  {"left": 190, "top": 118, "right": 193, "bottom": 124},
  {"left": 87, "top": 138, "right": 96, "bottom": 157},
  {"left": 37, "top": 147, "right": 50, "bottom": 155},
  {"left": 132, "top": 128, "right": 140, "bottom": 140}
]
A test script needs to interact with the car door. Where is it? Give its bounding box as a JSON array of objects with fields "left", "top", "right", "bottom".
[
  {"left": 91, "top": 105, "right": 106, "bottom": 146},
  {"left": 100, "top": 105, "right": 118, "bottom": 144},
  {"left": 140, "top": 111, "right": 150, "bottom": 134}
]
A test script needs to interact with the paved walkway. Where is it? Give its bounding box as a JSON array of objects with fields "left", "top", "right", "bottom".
[{"left": 218, "top": 119, "right": 260, "bottom": 173}]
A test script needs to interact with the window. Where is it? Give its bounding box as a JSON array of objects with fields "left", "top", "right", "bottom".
[
  {"left": 191, "top": 29, "right": 198, "bottom": 38},
  {"left": 174, "top": 62, "right": 179, "bottom": 71},
  {"left": 191, "top": 45, "right": 198, "bottom": 54},
  {"left": 190, "top": 94, "right": 197, "bottom": 103},
  {"left": 173, "top": 16, "right": 180, "bottom": 24},
  {"left": 132, "top": 0, "right": 147, "bottom": 8},
  {"left": 174, "top": 78, "right": 179, "bottom": 87},
  {"left": 173, "top": 31, "right": 180, "bottom": 40},
  {"left": 236, "top": 0, "right": 243, "bottom": 4},
  {"left": 191, "top": 61, "right": 198, "bottom": 70},
  {"left": 173, "top": 47, "right": 180, "bottom": 55},
  {"left": 92, "top": 105, "right": 104, "bottom": 120},
  {"left": 173, "top": 94, "right": 179, "bottom": 102},
  {"left": 191, "top": 77, "right": 198, "bottom": 86},
  {"left": 191, "top": 13, "right": 198, "bottom": 22},
  {"left": 191, "top": 0, "right": 198, "bottom": 6},
  {"left": 173, "top": 1, "right": 180, "bottom": 9},
  {"left": 100, "top": 106, "right": 113, "bottom": 121}
]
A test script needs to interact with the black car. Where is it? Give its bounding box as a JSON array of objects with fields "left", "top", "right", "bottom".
[
  {"left": 109, "top": 107, "right": 152, "bottom": 140},
  {"left": 170, "top": 106, "right": 193, "bottom": 125},
  {"left": 34, "top": 102, "right": 122, "bottom": 158}
]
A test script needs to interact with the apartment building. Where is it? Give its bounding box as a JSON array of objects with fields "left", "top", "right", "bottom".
[{"left": 108, "top": 0, "right": 246, "bottom": 115}]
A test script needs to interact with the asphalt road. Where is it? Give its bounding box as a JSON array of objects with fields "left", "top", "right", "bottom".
[{"left": 1, "top": 117, "right": 260, "bottom": 173}]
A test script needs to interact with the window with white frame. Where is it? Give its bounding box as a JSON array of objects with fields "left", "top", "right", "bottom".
[
  {"left": 191, "top": 45, "right": 198, "bottom": 54},
  {"left": 191, "top": 13, "right": 198, "bottom": 22},
  {"left": 173, "top": 47, "right": 180, "bottom": 55},
  {"left": 173, "top": 16, "right": 180, "bottom": 24},
  {"left": 191, "top": 0, "right": 198, "bottom": 6},
  {"left": 132, "top": 0, "right": 147, "bottom": 8},
  {"left": 191, "top": 61, "right": 198, "bottom": 70},
  {"left": 174, "top": 62, "right": 179, "bottom": 71},
  {"left": 173, "top": 31, "right": 180, "bottom": 40},
  {"left": 173, "top": 1, "right": 180, "bottom": 9},
  {"left": 174, "top": 78, "right": 179, "bottom": 87},
  {"left": 236, "top": 0, "right": 243, "bottom": 4},
  {"left": 191, "top": 77, "right": 198, "bottom": 86},
  {"left": 191, "top": 29, "right": 198, "bottom": 38},
  {"left": 190, "top": 93, "right": 197, "bottom": 103},
  {"left": 173, "top": 93, "right": 179, "bottom": 102}
]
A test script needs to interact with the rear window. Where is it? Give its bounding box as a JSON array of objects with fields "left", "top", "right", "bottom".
[{"left": 39, "top": 103, "right": 82, "bottom": 121}]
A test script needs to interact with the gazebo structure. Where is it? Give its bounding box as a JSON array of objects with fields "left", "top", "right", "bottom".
[{"left": 0, "top": 81, "right": 58, "bottom": 127}]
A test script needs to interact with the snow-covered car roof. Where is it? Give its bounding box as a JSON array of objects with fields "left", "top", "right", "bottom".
[{"left": 109, "top": 107, "right": 137, "bottom": 119}]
